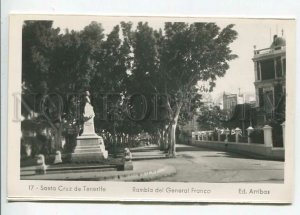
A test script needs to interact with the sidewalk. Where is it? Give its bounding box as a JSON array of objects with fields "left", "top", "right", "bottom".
[
  {"left": 21, "top": 146, "right": 175, "bottom": 181},
  {"left": 20, "top": 144, "right": 283, "bottom": 183},
  {"left": 130, "top": 145, "right": 168, "bottom": 160}
]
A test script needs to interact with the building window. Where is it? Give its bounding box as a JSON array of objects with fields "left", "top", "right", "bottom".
[
  {"left": 264, "top": 90, "right": 274, "bottom": 115},
  {"left": 258, "top": 88, "right": 264, "bottom": 108},
  {"left": 256, "top": 62, "right": 261, "bottom": 80},
  {"left": 274, "top": 84, "right": 284, "bottom": 115},
  {"left": 195, "top": 135, "right": 198, "bottom": 140},
  {"left": 276, "top": 57, "right": 283, "bottom": 77},
  {"left": 231, "top": 101, "right": 236, "bottom": 109},
  {"left": 261, "top": 59, "right": 275, "bottom": 80}
]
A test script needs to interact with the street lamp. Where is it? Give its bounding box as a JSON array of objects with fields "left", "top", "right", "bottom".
[
  {"left": 246, "top": 126, "right": 254, "bottom": 143},
  {"left": 225, "top": 128, "right": 230, "bottom": 142}
]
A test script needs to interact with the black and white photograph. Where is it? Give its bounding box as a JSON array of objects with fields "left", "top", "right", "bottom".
[{"left": 6, "top": 15, "right": 295, "bottom": 203}]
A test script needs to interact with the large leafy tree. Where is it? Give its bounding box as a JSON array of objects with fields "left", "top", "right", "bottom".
[
  {"left": 165, "top": 23, "right": 237, "bottom": 156},
  {"left": 22, "top": 21, "right": 60, "bottom": 91},
  {"left": 90, "top": 24, "right": 132, "bottom": 152},
  {"left": 22, "top": 21, "right": 62, "bottom": 151},
  {"left": 116, "top": 22, "right": 238, "bottom": 156},
  {"left": 22, "top": 21, "right": 106, "bottom": 152}
]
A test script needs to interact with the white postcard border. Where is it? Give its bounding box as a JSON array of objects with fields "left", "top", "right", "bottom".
[{"left": 7, "top": 14, "right": 296, "bottom": 203}]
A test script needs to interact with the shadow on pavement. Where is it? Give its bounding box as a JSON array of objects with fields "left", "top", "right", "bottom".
[
  {"left": 201, "top": 151, "right": 282, "bottom": 161},
  {"left": 130, "top": 146, "right": 160, "bottom": 153},
  {"left": 176, "top": 146, "right": 214, "bottom": 152},
  {"left": 176, "top": 145, "right": 283, "bottom": 161}
]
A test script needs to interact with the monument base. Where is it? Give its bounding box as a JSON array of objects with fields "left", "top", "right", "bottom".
[
  {"left": 124, "top": 161, "right": 134, "bottom": 171},
  {"left": 71, "top": 134, "right": 108, "bottom": 163}
]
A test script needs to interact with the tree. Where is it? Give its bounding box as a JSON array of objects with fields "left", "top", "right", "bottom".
[
  {"left": 120, "top": 22, "right": 169, "bottom": 149},
  {"left": 22, "top": 21, "right": 60, "bottom": 91},
  {"left": 154, "top": 22, "right": 238, "bottom": 156},
  {"left": 22, "top": 21, "right": 106, "bottom": 154},
  {"left": 117, "top": 22, "right": 237, "bottom": 156},
  {"left": 197, "top": 105, "right": 223, "bottom": 130},
  {"left": 89, "top": 24, "right": 132, "bottom": 153}
]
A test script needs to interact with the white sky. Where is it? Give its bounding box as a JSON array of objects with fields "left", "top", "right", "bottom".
[{"left": 53, "top": 17, "right": 287, "bottom": 102}]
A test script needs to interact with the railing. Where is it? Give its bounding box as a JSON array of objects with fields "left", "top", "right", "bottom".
[
  {"left": 254, "top": 46, "right": 285, "bottom": 55},
  {"left": 192, "top": 122, "right": 285, "bottom": 148}
]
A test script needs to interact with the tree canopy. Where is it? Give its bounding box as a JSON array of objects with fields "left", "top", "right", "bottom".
[{"left": 22, "top": 20, "right": 238, "bottom": 156}]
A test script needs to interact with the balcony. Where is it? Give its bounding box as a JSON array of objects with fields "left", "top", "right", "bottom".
[{"left": 254, "top": 46, "right": 285, "bottom": 59}]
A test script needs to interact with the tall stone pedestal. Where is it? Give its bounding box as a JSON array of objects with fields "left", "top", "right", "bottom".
[
  {"left": 71, "top": 134, "right": 108, "bottom": 163},
  {"left": 71, "top": 91, "right": 108, "bottom": 163}
]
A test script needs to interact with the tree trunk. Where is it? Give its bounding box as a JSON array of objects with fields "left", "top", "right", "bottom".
[
  {"left": 128, "top": 135, "right": 133, "bottom": 147},
  {"left": 160, "top": 129, "right": 165, "bottom": 150},
  {"left": 158, "top": 129, "right": 164, "bottom": 150},
  {"left": 169, "top": 123, "right": 177, "bottom": 156},
  {"left": 112, "top": 125, "right": 117, "bottom": 157},
  {"left": 163, "top": 126, "right": 170, "bottom": 151},
  {"left": 168, "top": 102, "right": 182, "bottom": 157},
  {"left": 54, "top": 123, "right": 62, "bottom": 151},
  {"left": 117, "top": 134, "right": 121, "bottom": 145}
]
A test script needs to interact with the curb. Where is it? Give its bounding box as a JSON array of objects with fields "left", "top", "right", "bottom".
[{"left": 21, "top": 164, "right": 177, "bottom": 181}]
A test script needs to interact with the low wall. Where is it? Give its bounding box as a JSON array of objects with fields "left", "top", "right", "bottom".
[{"left": 191, "top": 140, "right": 284, "bottom": 161}]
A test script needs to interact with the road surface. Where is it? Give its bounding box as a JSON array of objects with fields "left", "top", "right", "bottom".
[{"left": 134, "top": 144, "right": 284, "bottom": 183}]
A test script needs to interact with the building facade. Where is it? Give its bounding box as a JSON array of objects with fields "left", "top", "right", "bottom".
[
  {"left": 252, "top": 34, "right": 286, "bottom": 125},
  {"left": 223, "top": 93, "right": 237, "bottom": 112}
]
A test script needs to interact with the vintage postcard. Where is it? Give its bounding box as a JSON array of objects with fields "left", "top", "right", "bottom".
[{"left": 7, "top": 14, "right": 295, "bottom": 203}]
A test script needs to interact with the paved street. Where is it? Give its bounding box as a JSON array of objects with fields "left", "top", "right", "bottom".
[
  {"left": 21, "top": 144, "right": 284, "bottom": 183},
  {"left": 134, "top": 144, "right": 284, "bottom": 183}
]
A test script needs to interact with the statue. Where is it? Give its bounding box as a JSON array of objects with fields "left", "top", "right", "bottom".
[
  {"left": 82, "top": 91, "right": 96, "bottom": 136},
  {"left": 71, "top": 91, "right": 108, "bottom": 163}
]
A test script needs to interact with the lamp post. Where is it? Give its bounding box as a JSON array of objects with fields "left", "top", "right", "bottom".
[
  {"left": 225, "top": 128, "right": 230, "bottom": 142},
  {"left": 235, "top": 127, "right": 242, "bottom": 143},
  {"left": 209, "top": 131, "right": 213, "bottom": 141},
  {"left": 247, "top": 126, "right": 254, "bottom": 143},
  {"left": 217, "top": 129, "right": 221, "bottom": 141}
]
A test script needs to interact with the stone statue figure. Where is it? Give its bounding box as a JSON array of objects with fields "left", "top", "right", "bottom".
[
  {"left": 71, "top": 90, "right": 108, "bottom": 162},
  {"left": 82, "top": 91, "right": 96, "bottom": 136}
]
